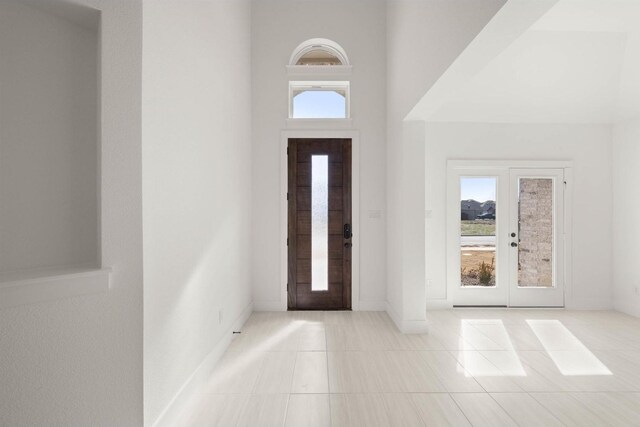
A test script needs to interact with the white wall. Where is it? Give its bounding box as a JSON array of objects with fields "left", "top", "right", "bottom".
[
  {"left": 385, "top": 0, "right": 506, "bottom": 328},
  {"left": 612, "top": 119, "right": 640, "bottom": 317},
  {"left": 142, "top": 1, "right": 253, "bottom": 425},
  {"left": 0, "top": 0, "right": 99, "bottom": 273},
  {"left": 251, "top": 0, "right": 388, "bottom": 309},
  {"left": 0, "top": 0, "right": 144, "bottom": 425},
  {"left": 425, "top": 122, "right": 613, "bottom": 309}
]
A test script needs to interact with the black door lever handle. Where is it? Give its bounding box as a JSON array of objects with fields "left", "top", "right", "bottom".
[{"left": 343, "top": 223, "right": 352, "bottom": 239}]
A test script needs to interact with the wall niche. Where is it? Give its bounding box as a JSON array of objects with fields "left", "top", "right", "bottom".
[{"left": 0, "top": 0, "right": 101, "bottom": 286}]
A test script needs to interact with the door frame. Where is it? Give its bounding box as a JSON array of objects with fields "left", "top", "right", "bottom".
[
  {"left": 280, "top": 130, "right": 360, "bottom": 311},
  {"left": 446, "top": 160, "right": 574, "bottom": 308}
]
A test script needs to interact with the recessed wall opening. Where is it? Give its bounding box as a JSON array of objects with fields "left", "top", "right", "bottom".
[{"left": 0, "top": 0, "right": 101, "bottom": 280}]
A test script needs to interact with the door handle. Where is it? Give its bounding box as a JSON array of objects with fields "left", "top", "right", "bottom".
[
  {"left": 511, "top": 242, "right": 518, "bottom": 248},
  {"left": 344, "top": 242, "right": 352, "bottom": 249},
  {"left": 343, "top": 223, "right": 352, "bottom": 239}
]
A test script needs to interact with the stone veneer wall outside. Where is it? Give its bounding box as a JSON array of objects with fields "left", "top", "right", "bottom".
[{"left": 518, "top": 178, "right": 553, "bottom": 287}]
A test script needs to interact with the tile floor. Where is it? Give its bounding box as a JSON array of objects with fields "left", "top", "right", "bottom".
[{"left": 176, "top": 309, "right": 640, "bottom": 426}]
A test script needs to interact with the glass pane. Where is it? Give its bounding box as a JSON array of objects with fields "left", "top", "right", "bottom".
[
  {"left": 460, "top": 177, "right": 497, "bottom": 287},
  {"left": 311, "top": 155, "right": 329, "bottom": 291},
  {"left": 292, "top": 90, "right": 346, "bottom": 118},
  {"left": 518, "top": 178, "right": 554, "bottom": 288},
  {"left": 296, "top": 49, "right": 342, "bottom": 66}
]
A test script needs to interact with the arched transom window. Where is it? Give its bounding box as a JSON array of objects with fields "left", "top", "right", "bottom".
[
  {"left": 288, "top": 39, "right": 351, "bottom": 120},
  {"left": 289, "top": 38, "right": 350, "bottom": 67}
]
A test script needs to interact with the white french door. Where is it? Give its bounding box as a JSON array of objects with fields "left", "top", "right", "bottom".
[
  {"left": 508, "top": 169, "right": 565, "bottom": 307},
  {"left": 448, "top": 163, "right": 567, "bottom": 308}
]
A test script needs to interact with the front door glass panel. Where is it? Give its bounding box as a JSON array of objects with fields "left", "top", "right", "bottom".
[{"left": 311, "top": 155, "right": 329, "bottom": 291}]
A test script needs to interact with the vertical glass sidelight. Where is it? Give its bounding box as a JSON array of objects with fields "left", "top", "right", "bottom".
[
  {"left": 460, "top": 177, "right": 497, "bottom": 287},
  {"left": 311, "top": 155, "right": 329, "bottom": 291},
  {"left": 517, "top": 178, "right": 554, "bottom": 288}
]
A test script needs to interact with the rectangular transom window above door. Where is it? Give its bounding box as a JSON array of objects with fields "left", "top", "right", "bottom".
[{"left": 289, "top": 81, "right": 350, "bottom": 119}]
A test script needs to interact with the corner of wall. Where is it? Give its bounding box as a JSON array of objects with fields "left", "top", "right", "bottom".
[{"left": 151, "top": 301, "right": 253, "bottom": 427}]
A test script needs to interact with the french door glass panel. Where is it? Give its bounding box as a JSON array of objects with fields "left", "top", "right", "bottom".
[{"left": 460, "top": 177, "right": 497, "bottom": 288}]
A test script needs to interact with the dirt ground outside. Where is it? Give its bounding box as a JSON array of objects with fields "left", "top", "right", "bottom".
[{"left": 461, "top": 249, "right": 496, "bottom": 287}]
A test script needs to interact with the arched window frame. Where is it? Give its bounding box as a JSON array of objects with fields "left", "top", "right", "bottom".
[{"left": 286, "top": 38, "right": 353, "bottom": 77}]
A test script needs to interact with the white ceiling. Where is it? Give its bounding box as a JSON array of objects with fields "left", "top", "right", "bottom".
[{"left": 425, "top": 0, "right": 640, "bottom": 124}]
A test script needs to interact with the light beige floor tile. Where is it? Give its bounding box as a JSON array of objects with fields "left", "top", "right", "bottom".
[
  {"left": 411, "top": 393, "right": 472, "bottom": 427},
  {"left": 459, "top": 323, "right": 505, "bottom": 351},
  {"left": 328, "top": 351, "right": 381, "bottom": 393},
  {"left": 479, "top": 350, "right": 565, "bottom": 393},
  {"left": 530, "top": 392, "right": 608, "bottom": 427},
  {"left": 570, "top": 392, "right": 640, "bottom": 427},
  {"left": 297, "top": 326, "right": 326, "bottom": 351},
  {"left": 421, "top": 351, "right": 484, "bottom": 393},
  {"left": 516, "top": 351, "right": 576, "bottom": 392},
  {"left": 391, "top": 330, "right": 446, "bottom": 350},
  {"left": 383, "top": 351, "right": 446, "bottom": 392},
  {"left": 185, "top": 394, "right": 249, "bottom": 427},
  {"left": 236, "top": 394, "right": 288, "bottom": 427},
  {"left": 451, "top": 393, "right": 518, "bottom": 427},
  {"left": 451, "top": 351, "right": 523, "bottom": 392},
  {"left": 193, "top": 311, "right": 640, "bottom": 427},
  {"left": 490, "top": 393, "right": 564, "bottom": 427},
  {"left": 204, "top": 351, "right": 265, "bottom": 394},
  {"left": 253, "top": 351, "right": 296, "bottom": 394},
  {"left": 381, "top": 393, "right": 426, "bottom": 427},
  {"left": 291, "top": 351, "right": 329, "bottom": 393},
  {"left": 429, "top": 325, "right": 476, "bottom": 350},
  {"left": 330, "top": 393, "right": 390, "bottom": 427},
  {"left": 285, "top": 394, "right": 330, "bottom": 427}
]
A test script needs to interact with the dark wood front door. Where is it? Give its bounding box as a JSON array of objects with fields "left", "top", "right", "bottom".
[{"left": 288, "top": 139, "right": 352, "bottom": 310}]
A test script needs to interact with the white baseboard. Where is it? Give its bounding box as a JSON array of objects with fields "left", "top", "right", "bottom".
[
  {"left": 614, "top": 299, "right": 640, "bottom": 318},
  {"left": 427, "top": 299, "right": 453, "bottom": 310},
  {"left": 566, "top": 297, "right": 613, "bottom": 311},
  {"left": 253, "top": 300, "right": 387, "bottom": 312},
  {"left": 358, "top": 300, "right": 387, "bottom": 311},
  {"left": 385, "top": 302, "right": 429, "bottom": 334},
  {"left": 151, "top": 301, "right": 253, "bottom": 427},
  {"left": 253, "top": 300, "right": 285, "bottom": 311}
]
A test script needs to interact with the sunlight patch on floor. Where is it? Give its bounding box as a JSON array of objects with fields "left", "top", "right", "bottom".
[{"left": 527, "top": 319, "right": 612, "bottom": 376}]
